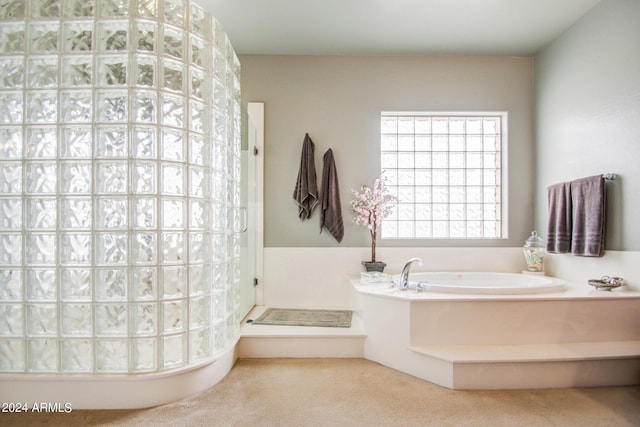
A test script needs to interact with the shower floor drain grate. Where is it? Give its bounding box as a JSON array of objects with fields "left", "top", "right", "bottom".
[{"left": 251, "top": 308, "right": 352, "bottom": 328}]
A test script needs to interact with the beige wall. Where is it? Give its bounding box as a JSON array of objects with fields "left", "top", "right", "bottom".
[
  {"left": 240, "top": 55, "right": 535, "bottom": 248},
  {"left": 535, "top": 0, "right": 640, "bottom": 251}
]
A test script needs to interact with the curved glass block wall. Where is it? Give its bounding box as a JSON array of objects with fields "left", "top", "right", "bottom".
[{"left": 0, "top": 0, "right": 242, "bottom": 373}]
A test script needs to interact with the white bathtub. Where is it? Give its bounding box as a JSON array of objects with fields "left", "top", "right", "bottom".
[{"left": 396, "top": 272, "right": 567, "bottom": 295}]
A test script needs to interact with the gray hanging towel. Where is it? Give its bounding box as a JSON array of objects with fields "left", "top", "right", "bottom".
[
  {"left": 570, "top": 175, "right": 606, "bottom": 257},
  {"left": 319, "top": 148, "right": 344, "bottom": 242},
  {"left": 293, "top": 133, "right": 318, "bottom": 220},
  {"left": 546, "top": 181, "right": 572, "bottom": 254}
]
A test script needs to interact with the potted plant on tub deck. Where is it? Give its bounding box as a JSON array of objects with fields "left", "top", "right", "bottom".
[{"left": 351, "top": 177, "right": 397, "bottom": 272}]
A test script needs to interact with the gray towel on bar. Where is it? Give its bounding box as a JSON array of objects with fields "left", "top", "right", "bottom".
[
  {"left": 293, "top": 133, "right": 318, "bottom": 220},
  {"left": 546, "top": 182, "right": 572, "bottom": 254},
  {"left": 319, "top": 148, "right": 344, "bottom": 242},
  {"left": 570, "top": 175, "right": 606, "bottom": 257}
]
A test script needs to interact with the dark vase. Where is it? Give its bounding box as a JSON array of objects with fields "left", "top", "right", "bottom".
[{"left": 362, "top": 261, "right": 386, "bottom": 272}]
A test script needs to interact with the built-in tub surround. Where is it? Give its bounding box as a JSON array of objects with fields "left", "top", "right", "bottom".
[
  {"left": 0, "top": 1, "right": 242, "bottom": 409},
  {"left": 351, "top": 277, "right": 640, "bottom": 389}
]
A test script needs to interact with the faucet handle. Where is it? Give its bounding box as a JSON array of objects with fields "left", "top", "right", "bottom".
[{"left": 416, "top": 281, "right": 428, "bottom": 292}]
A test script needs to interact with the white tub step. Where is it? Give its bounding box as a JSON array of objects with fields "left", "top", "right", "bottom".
[
  {"left": 238, "top": 306, "right": 366, "bottom": 358},
  {"left": 409, "top": 340, "right": 640, "bottom": 363},
  {"left": 409, "top": 341, "right": 640, "bottom": 389}
]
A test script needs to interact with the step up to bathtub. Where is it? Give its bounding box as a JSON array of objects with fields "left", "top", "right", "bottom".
[
  {"left": 409, "top": 341, "right": 640, "bottom": 389},
  {"left": 238, "top": 306, "right": 367, "bottom": 358},
  {"left": 409, "top": 340, "right": 640, "bottom": 363}
]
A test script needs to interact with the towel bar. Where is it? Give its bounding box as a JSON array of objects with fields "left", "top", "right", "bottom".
[{"left": 602, "top": 173, "right": 616, "bottom": 180}]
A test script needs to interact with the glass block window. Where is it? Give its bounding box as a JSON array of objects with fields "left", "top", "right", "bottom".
[{"left": 380, "top": 112, "right": 507, "bottom": 239}]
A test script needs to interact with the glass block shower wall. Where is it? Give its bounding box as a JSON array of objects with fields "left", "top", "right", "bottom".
[{"left": 0, "top": 0, "right": 242, "bottom": 373}]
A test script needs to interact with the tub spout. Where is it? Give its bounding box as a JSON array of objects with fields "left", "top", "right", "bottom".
[{"left": 399, "top": 258, "right": 423, "bottom": 290}]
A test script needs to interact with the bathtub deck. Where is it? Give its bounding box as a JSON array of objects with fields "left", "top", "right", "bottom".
[{"left": 351, "top": 276, "right": 640, "bottom": 389}]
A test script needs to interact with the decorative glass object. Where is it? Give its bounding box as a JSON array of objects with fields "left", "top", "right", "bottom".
[
  {"left": 523, "top": 231, "right": 545, "bottom": 272},
  {"left": 0, "top": 0, "right": 241, "bottom": 374},
  {"left": 588, "top": 276, "right": 624, "bottom": 291}
]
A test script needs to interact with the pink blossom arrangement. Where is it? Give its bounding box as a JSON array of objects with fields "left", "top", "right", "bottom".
[{"left": 350, "top": 177, "right": 397, "bottom": 263}]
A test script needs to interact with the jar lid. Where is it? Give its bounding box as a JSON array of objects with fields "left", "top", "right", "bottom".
[{"left": 524, "top": 231, "right": 544, "bottom": 248}]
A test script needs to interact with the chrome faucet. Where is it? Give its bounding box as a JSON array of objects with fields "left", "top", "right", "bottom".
[{"left": 399, "top": 257, "right": 423, "bottom": 290}]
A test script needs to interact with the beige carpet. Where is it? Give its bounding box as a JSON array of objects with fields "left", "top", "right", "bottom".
[{"left": 3, "top": 358, "right": 639, "bottom": 426}]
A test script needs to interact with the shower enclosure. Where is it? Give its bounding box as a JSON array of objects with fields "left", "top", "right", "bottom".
[{"left": 0, "top": 0, "right": 242, "bottom": 408}]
